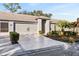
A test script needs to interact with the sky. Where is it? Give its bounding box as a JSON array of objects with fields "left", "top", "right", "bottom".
[{"left": 0, "top": 3, "right": 79, "bottom": 22}]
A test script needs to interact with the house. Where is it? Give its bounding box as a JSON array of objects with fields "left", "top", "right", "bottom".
[
  {"left": 50, "top": 19, "right": 61, "bottom": 31},
  {"left": 1, "top": 12, "right": 78, "bottom": 36},
  {"left": 0, "top": 12, "right": 58, "bottom": 35}
]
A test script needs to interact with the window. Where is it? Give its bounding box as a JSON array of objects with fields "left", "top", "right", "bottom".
[{"left": 1, "top": 23, "right": 8, "bottom": 32}]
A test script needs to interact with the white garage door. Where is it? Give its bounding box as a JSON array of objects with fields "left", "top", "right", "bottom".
[{"left": 15, "top": 22, "right": 37, "bottom": 34}]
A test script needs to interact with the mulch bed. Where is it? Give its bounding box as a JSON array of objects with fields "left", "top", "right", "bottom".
[{"left": 45, "top": 35, "right": 79, "bottom": 43}]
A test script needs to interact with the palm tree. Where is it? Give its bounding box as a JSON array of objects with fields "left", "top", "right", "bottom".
[
  {"left": 57, "top": 20, "right": 70, "bottom": 32},
  {"left": 57, "top": 20, "right": 71, "bottom": 36},
  {"left": 70, "top": 22, "right": 77, "bottom": 32}
]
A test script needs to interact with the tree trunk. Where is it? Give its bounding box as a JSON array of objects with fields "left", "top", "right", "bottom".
[
  {"left": 61, "top": 28, "right": 64, "bottom": 36},
  {"left": 61, "top": 28, "right": 64, "bottom": 32}
]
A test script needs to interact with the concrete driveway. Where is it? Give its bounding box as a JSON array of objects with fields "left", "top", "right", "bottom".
[
  {"left": 0, "top": 34, "right": 79, "bottom": 56},
  {"left": 19, "top": 34, "right": 69, "bottom": 51}
]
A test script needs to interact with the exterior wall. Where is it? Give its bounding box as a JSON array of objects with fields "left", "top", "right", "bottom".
[
  {"left": 45, "top": 20, "right": 50, "bottom": 34},
  {"left": 0, "top": 19, "right": 51, "bottom": 35},
  {"left": 50, "top": 23, "right": 61, "bottom": 31},
  {"left": 8, "top": 21, "right": 14, "bottom": 32},
  {"left": 15, "top": 21, "right": 37, "bottom": 34},
  {"left": 55, "top": 25, "right": 61, "bottom": 31},
  {"left": 37, "top": 19, "right": 50, "bottom": 35},
  {"left": 0, "top": 21, "right": 38, "bottom": 35},
  {"left": 50, "top": 23, "right": 55, "bottom": 31},
  {"left": 37, "top": 19, "right": 42, "bottom": 34}
]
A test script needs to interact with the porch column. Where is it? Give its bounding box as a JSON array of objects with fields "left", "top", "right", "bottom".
[
  {"left": 37, "top": 19, "right": 42, "bottom": 34},
  {"left": 45, "top": 20, "right": 50, "bottom": 34},
  {"left": 8, "top": 21, "right": 15, "bottom": 32}
]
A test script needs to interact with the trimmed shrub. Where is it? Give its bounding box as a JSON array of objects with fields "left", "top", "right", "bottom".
[
  {"left": 10, "top": 32, "right": 19, "bottom": 44},
  {"left": 47, "top": 31, "right": 52, "bottom": 36},
  {"left": 68, "top": 37, "right": 75, "bottom": 43},
  {"left": 39, "top": 31, "right": 44, "bottom": 35},
  {"left": 64, "top": 31, "right": 77, "bottom": 36},
  {"left": 47, "top": 31, "right": 59, "bottom": 37},
  {"left": 52, "top": 31, "right": 59, "bottom": 36}
]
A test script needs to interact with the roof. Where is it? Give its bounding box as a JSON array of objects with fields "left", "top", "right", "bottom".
[{"left": 0, "top": 12, "right": 50, "bottom": 22}]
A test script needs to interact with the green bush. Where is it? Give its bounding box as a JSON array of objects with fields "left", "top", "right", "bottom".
[
  {"left": 64, "top": 31, "right": 77, "bottom": 36},
  {"left": 52, "top": 31, "right": 59, "bottom": 36},
  {"left": 47, "top": 31, "right": 52, "bottom": 36},
  {"left": 10, "top": 32, "right": 19, "bottom": 44},
  {"left": 39, "top": 31, "right": 44, "bottom": 35},
  {"left": 47, "top": 31, "right": 59, "bottom": 36}
]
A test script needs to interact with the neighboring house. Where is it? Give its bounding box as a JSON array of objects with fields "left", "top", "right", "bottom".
[
  {"left": 74, "top": 18, "right": 79, "bottom": 33},
  {"left": 0, "top": 12, "right": 57, "bottom": 35},
  {"left": 50, "top": 19, "right": 61, "bottom": 31}
]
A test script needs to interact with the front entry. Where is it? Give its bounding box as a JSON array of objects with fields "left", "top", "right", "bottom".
[
  {"left": 42, "top": 20, "right": 46, "bottom": 33},
  {"left": 37, "top": 19, "right": 50, "bottom": 34}
]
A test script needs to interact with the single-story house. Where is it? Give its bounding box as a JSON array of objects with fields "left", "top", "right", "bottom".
[
  {"left": 1, "top": 12, "right": 78, "bottom": 35},
  {"left": 0, "top": 12, "right": 59, "bottom": 35}
]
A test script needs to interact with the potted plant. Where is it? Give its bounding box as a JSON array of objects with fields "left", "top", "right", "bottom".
[{"left": 10, "top": 32, "right": 19, "bottom": 44}]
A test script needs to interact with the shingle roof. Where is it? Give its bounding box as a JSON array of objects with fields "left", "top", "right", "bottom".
[{"left": 0, "top": 12, "right": 50, "bottom": 22}]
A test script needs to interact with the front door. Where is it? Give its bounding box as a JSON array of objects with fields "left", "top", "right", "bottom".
[{"left": 42, "top": 20, "right": 46, "bottom": 33}]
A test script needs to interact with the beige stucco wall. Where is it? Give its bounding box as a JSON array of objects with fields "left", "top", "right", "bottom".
[
  {"left": 45, "top": 20, "right": 50, "bottom": 34},
  {"left": 37, "top": 19, "right": 42, "bottom": 34},
  {"left": 50, "top": 23, "right": 55, "bottom": 31},
  {"left": 0, "top": 19, "right": 51, "bottom": 35},
  {"left": 8, "top": 21, "right": 14, "bottom": 32},
  {"left": 50, "top": 23, "right": 61, "bottom": 31}
]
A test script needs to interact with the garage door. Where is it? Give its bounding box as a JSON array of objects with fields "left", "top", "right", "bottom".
[{"left": 15, "top": 22, "right": 37, "bottom": 34}]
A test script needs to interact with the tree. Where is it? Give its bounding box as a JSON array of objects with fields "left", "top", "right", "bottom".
[
  {"left": 57, "top": 20, "right": 70, "bottom": 32},
  {"left": 70, "top": 22, "right": 77, "bottom": 32},
  {"left": 18, "top": 10, "right": 52, "bottom": 18},
  {"left": 18, "top": 11, "right": 27, "bottom": 14},
  {"left": 3, "top": 3, "right": 21, "bottom": 13},
  {"left": 3, "top": 3, "right": 21, "bottom": 32}
]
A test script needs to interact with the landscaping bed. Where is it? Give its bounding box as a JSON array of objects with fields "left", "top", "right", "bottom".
[{"left": 45, "top": 31, "right": 79, "bottom": 43}]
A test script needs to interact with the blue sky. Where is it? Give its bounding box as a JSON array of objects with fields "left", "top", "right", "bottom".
[{"left": 0, "top": 3, "right": 79, "bottom": 22}]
